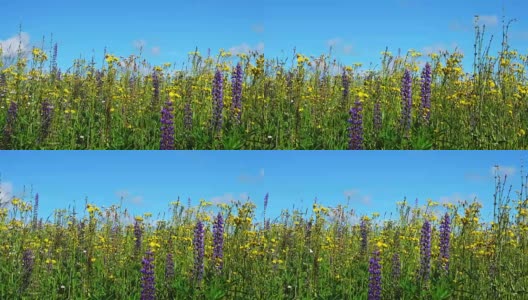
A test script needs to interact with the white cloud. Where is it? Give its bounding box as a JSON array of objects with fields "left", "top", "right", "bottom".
[
  {"left": 0, "top": 182, "right": 13, "bottom": 205},
  {"left": 326, "top": 37, "right": 343, "bottom": 47},
  {"left": 491, "top": 165, "right": 516, "bottom": 177},
  {"left": 115, "top": 190, "right": 130, "bottom": 199},
  {"left": 477, "top": 15, "right": 498, "bottom": 27},
  {"left": 210, "top": 193, "right": 249, "bottom": 205},
  {"left": 238, "top": 168, "right": 265, "bottom": 184},
  {"left": 326, "top": 38, "right": 355, "bottom": 56},
  {"left": 133, "top": 39, "right": 146, "bottom": 51},
  {"left": 343, "top": 189, "right": 372, "bottom": 205},
  {"left": 343, "top": 45, "right": 354, "bottom": 54},
  {"left": 449, "top": 20, "right": 471, "bottom": 32},
  {"left": 229, "top": 42, "right": 264, "bottom": 55},
  {"left": 465, "top": 172, "right": 488, "bottom": 182},
  {"left": 0, "top": 32, "right": 30, "bottom": 57},
  {"left": 438, "top": 193, "right": 479, "bottom": 205},
  {"left": 343, "top": 189, "right": 358, "bottom": 198},
  {"left": 252, "top": 24, "right": 265, "bottom": 33},
  {"left": 151, "top": 46, "right": 160, "bottom": 55},
  {"left": 422, "top": 43, "right": 461, "bottom": 55},
  {"left": 131, "top": 196, "right": 144, "bottom": 205},
  {"left": 115, "top": 190, "right": 144, "bottom": 205}
]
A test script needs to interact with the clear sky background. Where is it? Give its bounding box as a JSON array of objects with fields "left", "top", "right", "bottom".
[
  {"left": 1, "top": 0, "right": 528, "bottom": 72},
  {"left": 0, "top": 151, "right": 526, "bottom": 223}
]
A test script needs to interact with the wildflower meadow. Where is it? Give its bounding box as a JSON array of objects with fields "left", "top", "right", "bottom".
[
  {"left": 1, "top": 20, "right": 528, "bottom": 150},
  {"left": 1, "top": 169, "right": 527, "bottom": 299}
]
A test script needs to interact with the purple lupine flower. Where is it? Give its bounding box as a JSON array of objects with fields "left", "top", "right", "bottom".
[
  {"left": 134, "top": 220, "right": 142, "bottom": 254},
  {"left": 40, "top": 100, "right": 53, "bottom": 142},
  {"left": 392, "top": 252, "right": 401, "bottom": 280},
  {"left": 211, "top": 69, "right": 224, "bottom": 132},
  {"left": 129, "top": 75, "right": 136, "bottom": 92},
  {"left": 160, "top": 99, "right": 174, "bottom": 150},
  {"left": 286, "top": 71, "right": 294, "bottom": 93},
  {"left": 264, "top": 219, "right": 270, "bottom": 231},
  {"left": 231, "top": 63, "right": 244, "bottom": 124},
  {"left": 212, "top": 213, "right": 224, "bottom": 272},
  {"left": 373, "top": 98, "right": 382, "bottom": 132},
  {"left": 0, "top": 73, "right": 6, "bottom": 99},
  {"left": 193, "top": 220, "right": 205, "bottom": 283},
  {"left": 263, "top": 193, "right": 269, "bottom": 219},
  {"left": 420, "top": 63, "right": 432, "bottom": 125},
  {"left": 368, "top": 249, "right": 382, "bottom": 300},
  {"left": 306, "top": 220, "right": 312, "bottom": 234},
  {"left": 400, "top": 69, "right": 412, "bottom": 134},
  {"left": 360, "top": 218, "right": 368, "bottom": 254},
  {"left": 342, "top": 68, "right": 350, "bottom": 105},
  {"left": 32, "top": 193, "right": 39, "bottom": 230},
  {"left": 21, "top": 249, "right": 34, "bottom": 292},
  {"left": 51, "top": 43, "right": 58, "bottom": 76},
  {"left": 165, "top": 252, "right": 174, "bottom": 281},
  {"left": 348, "top": 97, "right": 363, "bottom": 150},
  {"left": 419, "top": 220, "right": 432, "bottom": 282},
  {"left": 152, "top": 69, "right": 160, "bottom": 107},
  {"left": 95, "top": 70, "right": 103, "bottom": 90},
  {"left": 3, "top": 101, "right": 18, "bottom": 147},
  {"left": 184, "top": 101, "right": 193, "bottom": 131},
  {"left": 141, "top": 249, "right": 155, "bottom": 300},
  {"left": 439, "top": 213, "right": 451, "bottom": 272}
]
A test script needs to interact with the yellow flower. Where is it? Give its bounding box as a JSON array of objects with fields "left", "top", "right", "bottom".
[
  {"left": 169, "top": 91, "right": 181, "bottom": 99},
  {"left": 357, "top": 91, "right": 369, "bottom": 99},
  {"left": 149, "top": 241, "right": 161, "bottom": 250}
]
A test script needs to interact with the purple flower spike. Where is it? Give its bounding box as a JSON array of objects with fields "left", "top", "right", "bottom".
[
  {"left": 213, "top": 213, "right": 224, "bottom": 272},
  {"left": 419, "top": 220, "right": 432, "bottom": 282},
  {"left": 420, "top": 63, "right": 432, "bottom": 125},
  {"left": 141, "top": 249, "right": 155, "bottom": 300},
  {"left": 439, "top": 213, "right": 451, "bottom": 272},
  {"left": 134, "top": 220, "right": 142, "bottom": 254},
  {"left": 360, "top": 218, "right": 368, "bottom": 253},
  {"left": 231, "top": 63, "right": 244, "bottom": 124},
  {"left": 3, "top": 101, "right": 18, "bottom": 147},
  {"left": 368, "top": 249, "right": 382, "bottom": 300},
  {"left": 400, "top": 69, "right": 412, "bottom": 134},
  {"left": 160, "top": 99, "right": 175, "bottom": 150},
  {"left": 348, "top": 98, "right": 364, "bottom": 150},
  {"left": 193, "top": 220, "right": 205, "bottom": 283},
  {"left": 211, "top": 69, "right": 224, "bottom": 132}
]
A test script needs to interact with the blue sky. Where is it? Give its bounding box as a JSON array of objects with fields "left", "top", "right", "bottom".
[
  {"left": 1, "top": 0, "right": 528, "bottom": 72},
  {"left": 0, "top": 151, "right": 526, "bottom": 223}
]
